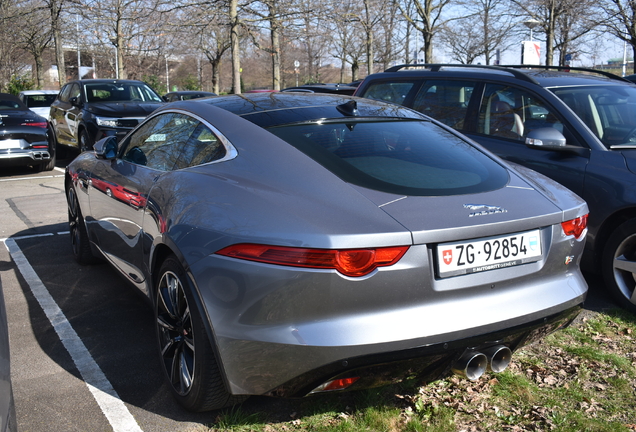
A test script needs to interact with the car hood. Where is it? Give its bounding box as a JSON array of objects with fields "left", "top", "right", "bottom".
[{"left": 86, "top": 102, "right": 163, "bottom": 117}]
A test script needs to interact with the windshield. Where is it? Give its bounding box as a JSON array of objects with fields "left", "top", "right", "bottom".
[
  {"left": 268, "top": 119, "right": 509, "bottom": 196},
  {"left": 551, "top": 85, "right": 636, "bottom": 147},
  {"left": 24, "top": 94, "right": 57, "bottom": 108},
  {"left": 84, "top": 82, "right": 163, "bottom": 103}
]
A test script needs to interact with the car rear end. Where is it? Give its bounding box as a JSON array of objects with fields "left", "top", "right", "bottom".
[
  {"left": 180, "top": 102, "right": 588, "bottom": 398},
  {"left": 0, "top": 110, "right": 51, "bottom": 169}
]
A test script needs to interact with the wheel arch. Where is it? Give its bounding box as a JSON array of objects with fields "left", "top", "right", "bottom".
[
  {"left": 150, "top": 245, "right": 236, "bottom": 398},
  {"left": 593, "top": 206, "right": 636, "bottom": 270}
]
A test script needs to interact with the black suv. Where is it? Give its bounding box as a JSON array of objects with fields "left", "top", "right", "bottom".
[
  {"left": 356, "top": 64, "right": 636, "bottom": 313},
  {"left": 50, "top": 79, "right": 164, "bottom": 153}
]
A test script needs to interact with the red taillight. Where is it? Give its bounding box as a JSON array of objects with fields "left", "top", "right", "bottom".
[
  {"left": 216, "top": 244, "right": 409, "bottom": 277},
  {"left": 311, "top": 377, "right": 360, "bottom": 393},
  {"left": 21, "top": 122, "right": 48, "bottom": 128},
  {"left": 561, "top": 214, "right": 588, "bottom": 239}
]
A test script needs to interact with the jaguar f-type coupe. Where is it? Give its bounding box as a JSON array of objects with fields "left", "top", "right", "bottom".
[{"left": 65, "top": 93, "right": 588, "bottom": 412}]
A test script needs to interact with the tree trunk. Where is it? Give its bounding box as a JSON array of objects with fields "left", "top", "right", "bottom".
[
  {"left": 50, "top": 0, "right": 66, "bottom": 87},
  {"left": 230, "top": 0, "right": 241, "bottom": 94},
  {"left": 116, "top": 18, "right": 126, "bottom": 79},
  {"left": 211, "top": 58, "right": 221, "bottom": 94},
  {"left": 270, "top": 19, "right": 281, "bottom": 90},
  {"left": 423, "top": 30, "right": 433, "bottom": 63},
  {"left": 363, "top": 0, "right": 374, "bottom": 74},
  {"left": 35, "top": 52, "right": 44, "bottom": 89}
]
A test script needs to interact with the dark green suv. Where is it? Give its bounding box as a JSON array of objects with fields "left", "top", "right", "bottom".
[{"left": 356, "top": 64, "right": 636, "bottom": 313}]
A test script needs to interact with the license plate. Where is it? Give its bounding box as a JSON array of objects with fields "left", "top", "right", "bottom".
[
  {"left": 0, "top": 139, "right": 21, "bottom": 149},
  {"left": 437, "top": 229, "right": 542, "bottom": 277}
]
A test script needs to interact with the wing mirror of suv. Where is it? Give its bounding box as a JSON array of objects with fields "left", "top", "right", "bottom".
[
  {"left": 525, "top": 128, "right": 567, "bottom": 148},
  {"left": 525, "top": 128, "right": 589, "bottom": 155},
  {"left": 94, "top": 136, "right": 118, "bottom": 160},
  {"left": 69, "top": 96, "right": 81, "bottom": 107}
]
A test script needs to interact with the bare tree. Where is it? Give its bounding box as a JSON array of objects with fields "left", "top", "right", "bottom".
[
  {"left": 552, "top": 0, "right": 599, "bottom": 66},
  {"left": 398, "top": 0, "right": 453, "bottom": 63},
  {"left": 441, "top": 0, "right": 516, "bottom": 65},
  {"left": 0, "top": 1, "right": 30, "bottom": 89},
  {"left": 330, "top": 0, "right": 366, "bottom": 81},
  {"left": 600, "top": 0, "right": 636, "bottom": 73},
  {"left": 86, "top": 0, "right": 167, "bottom": 79},
  {"left": 510, "top": 0, "right": 596, "bottom": 66},
  {"left": 375, "top": 0, "right": 405, "bottom": 70},
  {"left": 45, "top": 0, "right": 67, "bottom": 86},
  {"left": 16, "top": 0, "right": 53, "bottom": 88},
  {"left": 439, "top": 20, "right": 485, "bottom": 63}
]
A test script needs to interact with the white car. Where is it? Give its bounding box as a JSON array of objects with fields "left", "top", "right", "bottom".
[{"left": 19, "top": 89, "right": 59, "bottom": 120}]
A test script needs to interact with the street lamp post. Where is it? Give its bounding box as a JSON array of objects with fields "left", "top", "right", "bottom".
[{"left": 523, "top": 18, "right": 540, "bottom": 41}]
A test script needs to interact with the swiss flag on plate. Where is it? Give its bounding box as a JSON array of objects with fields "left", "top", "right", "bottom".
[{"left": 442, "top": 249, "right": 453, "bottom": 265}]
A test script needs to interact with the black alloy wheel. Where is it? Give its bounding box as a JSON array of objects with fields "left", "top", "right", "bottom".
[
  {"left": 79, "top": 129, "right": 93, "bottom": 152},
  {"left": 603, "top": 218, "right": 636, "bottom": 314},
  {"left": 155, "top": 256, "right": 247, "bottom": 411},
  {"left": 67, "top": 186, "right": 98, "bottom": 265}
]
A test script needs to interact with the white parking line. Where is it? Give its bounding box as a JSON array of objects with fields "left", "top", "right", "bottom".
[
  {"left": 0, "top": 174, "right": 64, "bottom": 182},
  {"left": 3, "top": 237, "right": 144, "bottom": 432}
]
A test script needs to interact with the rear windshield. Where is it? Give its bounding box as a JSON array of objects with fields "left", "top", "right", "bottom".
[
  {"left": 268, "top": 119, "right": 509, "bottom": 196},
  {"left": 84, "top": 83, "right": 163, "bottom": 103},
  {"left": 24, "top": 94, "right": 57, "bottom": 108}
]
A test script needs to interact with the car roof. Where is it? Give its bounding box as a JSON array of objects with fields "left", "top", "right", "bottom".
[
  {"left": 164, "top": 92, "right": 426, "bottom": 128},
  {"left": 71, "top": 79, "right": 150, "bottom": 85},
  {"left": 368, "top": 64, "right": 632, "bottom": 89},
  {"left": 0, "top": 93, "right": 28, "bottom": 109},
  {"left": 166, "top": 91, "right": 216, "bottom": 95},
  {"left": 19, "top": 90, "right": 59, "bottom": 95}
]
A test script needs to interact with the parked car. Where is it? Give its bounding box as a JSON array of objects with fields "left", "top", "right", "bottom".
[
  {"left": 19, "top": 89, "right": 59, "bottom": 120},
  {"left": 624, "top": 74, "right": 636, "bottom": 84},
  {"left": 163, "top": 90, "right": 217, "bottom": 102},
  {"left": 356, "top": 64, "right": 636, "bottom": 314},
  {"left": 50, "top": 79, "right": 164, "bottom": 153},
  {"left": 0, "top": 93, "right": 54, "bottom": 171},
  {"left": 281, "top": 83, "right": 358, "bottom": 95},
  {"left": 65, "top": 92, "right": 588, "bottom": 412}
]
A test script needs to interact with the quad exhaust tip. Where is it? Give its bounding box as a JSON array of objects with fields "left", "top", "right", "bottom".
[{"left": 452, "top": 345, "right": 512, "bottom": 380}]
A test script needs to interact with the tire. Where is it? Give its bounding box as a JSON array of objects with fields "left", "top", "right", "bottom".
[
  {"left": 42, "top": 151, "right": 56, "bottom": 171},
  {"left": 79, "top": 129, "right": 93, "bottom": 152},
  {"left": 155, "top": 256, "right": 247, "bottom": 411},
  {"left": 602, "top": 218, "right": 636, "bottom": 314},
  {"left": 67, "top": 186, "right": 99, "bottom": 265}
]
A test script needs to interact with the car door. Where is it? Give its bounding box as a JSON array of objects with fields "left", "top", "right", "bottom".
[
  {"left": 461, "top": 82, "right": 590, "bottom": 198},
  {"left": 50, "top": 82, "right": 81, "bottom": 146},
  {"left": 87, "top": 111, "right": 221, "bottom": 291}
]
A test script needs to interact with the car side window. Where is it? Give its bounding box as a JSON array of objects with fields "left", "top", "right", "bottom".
[
  {"left": 360, "top": 81, "right": 417, "bottom": 105},
  {"left": 69, "top": 83, "right": 81, "bottom": 101},
  {"left": 478, "top": 84, "right": 565, "bottom": 141},
  {"left": 121, "top": 113, "right": 200, "bottom": 171},
  {"left": 411, "top": 80, "right": 476, "bottom": 130},
  {"left": 58, "top": 84, "right": 72, "bottom": 103},
  {"left": 174, "top": 124, "right": 227, "bottom": 169}
]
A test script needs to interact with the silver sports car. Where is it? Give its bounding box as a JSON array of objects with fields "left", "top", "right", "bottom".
[{"left": 65, "top": 93, "right": 588, "bottom": 412}]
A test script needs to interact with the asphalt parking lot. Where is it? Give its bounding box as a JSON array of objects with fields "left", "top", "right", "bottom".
[
  {"left": 0, "top": 156, "right": 619, "bottom": 432},
  {"left": 0, "top": 159, "right": 225, "bottom": 431}
]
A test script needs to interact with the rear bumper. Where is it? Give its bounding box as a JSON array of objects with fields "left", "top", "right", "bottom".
[
  {"left": 267, "top": 305, "right": 582, "bottom": 397},
  {"left": 0, "top": 149, "right": 51, "bottom": 166}
]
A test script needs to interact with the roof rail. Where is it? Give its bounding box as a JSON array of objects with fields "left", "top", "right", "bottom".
[
  {"left": 383, "top": 64, "right": 540, "bottom": 85},
  {"left": 498, "top": 65, "right": 630, "bottom": 82}
]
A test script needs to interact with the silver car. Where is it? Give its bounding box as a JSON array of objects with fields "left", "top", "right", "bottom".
[{"left": 65, "top": 93, "right": 588, "bottom": 412}]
